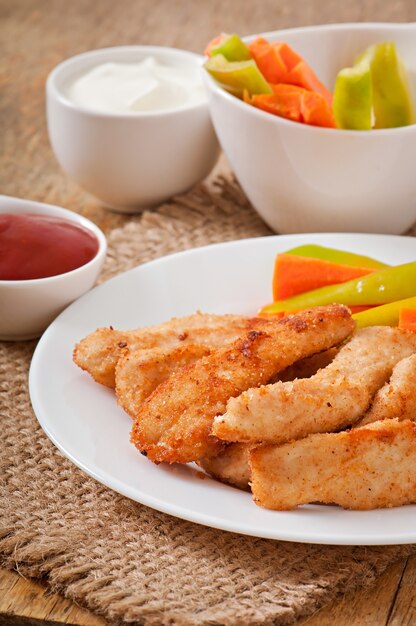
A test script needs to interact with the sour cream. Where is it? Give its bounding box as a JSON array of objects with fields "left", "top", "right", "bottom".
[{"left": 67, "top": 57, "right": 207, "bottom": 114}]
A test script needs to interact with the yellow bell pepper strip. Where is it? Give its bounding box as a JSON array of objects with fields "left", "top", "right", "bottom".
[
  {"left": 260, "top": 261, "right": 416, "bottom": 315},
  {"left": 353, "top": 296, "right": 416, "bottom": 328},
  {"left": 204, "top": 33, "right": 252, "bottom": 62},
  {"left": 368, "top": 42, "right": 414, "bottom": 128},
  {"left": 333, "top": 57, "right": 373, "bottom": 130},
  {"left": 284, "top": 244, "right": 387, "bottom": 269},
  {"left": 204, "top": 54, "right": 273, "bottom": 98}
]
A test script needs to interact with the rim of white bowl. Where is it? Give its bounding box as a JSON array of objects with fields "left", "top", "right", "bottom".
[
  {"left": 204, "top": 21, "right": 416, "bottom": 136},
  {"left": 46, "top": 45, "right": 210, "bottom": 119},
  {"left": 0, "top": 195, "right": 107, "bottom": 286}
]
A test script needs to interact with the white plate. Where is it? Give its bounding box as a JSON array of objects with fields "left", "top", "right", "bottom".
[{"left": 29, "top": 233, "right": 416, "bottom": 545}]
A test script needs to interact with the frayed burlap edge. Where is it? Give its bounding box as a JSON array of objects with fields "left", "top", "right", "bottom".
[{"left": 1, "top": 176, "right": 415, "bottom": 626}]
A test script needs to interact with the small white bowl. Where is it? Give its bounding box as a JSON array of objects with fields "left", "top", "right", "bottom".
[
  {"left": 0, "top": 196, "right": 107, "bottom": 341},
  {"left": 204, "top": 23, "right": 416, "bottom": 234},
  {"left": 46, "top": 46, "right": 221, "bottom": 212}
]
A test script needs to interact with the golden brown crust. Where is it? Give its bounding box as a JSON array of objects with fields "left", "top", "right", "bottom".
[
  {"left": 356, "top": 354, "right": 416, "bottom": 427},
  {"left": 250, "top": 419, "right": 416, "bottom": 510},
  {"left": 197, "top": 443, "right": 252, "bottom": 491},
  {"left": 131, "top": 305, "right": 354, "bottom": 464},
  {"left": 73, "top": 327, "right": 129, "bottom": 388},
  {"left": 115, "top": 343, "right": 212, "bottom": 418},
  {"left": 73, "top": 313, "right": 268, "bottom": 388},
  {"left": 213, "top": 327, "right": 416, "bottom": 445}
]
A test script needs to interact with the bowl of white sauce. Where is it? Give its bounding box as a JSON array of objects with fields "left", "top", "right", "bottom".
[{"left": 46, "top": 47, "right": 221, "bottom": 212}]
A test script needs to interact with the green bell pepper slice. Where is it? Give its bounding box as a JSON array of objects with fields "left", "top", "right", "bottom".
[
  {"left": 284, "top": 244, "right": 387, "bottom": 269},
  {"left": 333, "top": 57, "right": 373, "bottom": 130},
  {"left": 353, "top": 295, "right": 416, "bottom": 328},
  {"left": 261, "top": 261, "right": 416, "bottom": 314},
  {"left": 204, "top": 54, "right": 272, "bottom": 98},
  {"left": 209, "top": 33, "right": 252, "bottom": 62},
  {"left": 334, "top": 41, "right": 414, "bottom": 130},
  {"left": 368, "top": 42, "right": 414, "bottom": 128}
]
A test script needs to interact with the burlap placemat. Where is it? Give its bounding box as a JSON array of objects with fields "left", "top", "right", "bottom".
[{"left": 1, "top": 177, "right": 415, "bottom": 626}]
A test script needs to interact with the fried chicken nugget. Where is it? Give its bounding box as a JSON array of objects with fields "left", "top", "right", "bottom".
[
  {"left": 73, "top": 313, "right": 263, "bottom": 388},
  {"left": 250, "top": 419, "right": 416, "bottom": 510},
  {"left": 131, "top": 304, "right": 354, "bottom": 464},
  {"left": 357, "top": 354, "right": 416, "bottom": 427},
  {"left": 213, "top": 327, "right": 416, "bottom": 445},
  {"left": 115, "top": 343, "right": 212, "bottom": 418},
  {"left": 197, "top": 443, "right": 253, "bottom": 491}
]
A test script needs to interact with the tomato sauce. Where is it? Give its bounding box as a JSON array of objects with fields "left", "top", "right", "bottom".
[{"left": 0, "top": 213, "right": 99, "bottom": 280}]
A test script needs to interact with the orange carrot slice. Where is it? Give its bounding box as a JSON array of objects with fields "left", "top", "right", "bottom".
[
  {"left": 275, "top": 41, "right": 302, "bottom": 71},
  {"left": 248, "top": 38, "right": 289, "bottom": 83},
  {"left": 398, "top": 308, "right": 416, "bottom": 332},
  {"left": 299, "top": 90, "right": 336, "bottom": 127},
  {"left": 249, "top": 85, "right": 302, "bottom": 122},
  {"left": 272, "top": 254, "right": 376, "bottom": 301},
  {"left": 287, "top": 59, "right": 333, "bottom": 106},
  {"left": 249, "top": 84, "right": 335, "bottom": 128},
  {"left": 257, "top": 309, "right": 286, "bottom": 319},
  {"left": 248, "top": 38, "right": 333, "bottom": 106}
]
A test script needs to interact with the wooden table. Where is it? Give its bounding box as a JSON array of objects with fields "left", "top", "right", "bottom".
[
  {"left": 2, "top": 1, "right": 416, "bottom": 624},
  {"left": 1, "top": 554, "right": 416, "bottom": 626}
]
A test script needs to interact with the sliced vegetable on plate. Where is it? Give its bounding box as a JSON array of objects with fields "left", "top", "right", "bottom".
[
  {"left": 271, "top": 244, "right": 386, "bottom": 300},
  {"left": 262, "top": 260, "right": 416, "bottom": 314},
  {"left": 399, "top": 307, "right": 416, "bottom": 332},
  {"left": 260, "top": 244, "right": 416, "bottom": 332},
  {"left": 354, "top": 295, "right": 416, "bottom": 328}
]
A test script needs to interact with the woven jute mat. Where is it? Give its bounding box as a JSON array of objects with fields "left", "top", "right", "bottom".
[{"left": 1, "top": 177, "right": 415, "bottom": 626}]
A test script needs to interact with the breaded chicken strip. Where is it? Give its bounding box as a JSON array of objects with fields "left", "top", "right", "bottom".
[
  {"left": 198, "top": 443, "right": 252, "bottom": 491},
  {"left": 250, "top": 419, "right": 416, "bottom": 510},
  {"left": 115, "top": 343, "right": 212, "bottom": 418},
  {"left": 357, "top": 354, "right": 416, "bottom": 426},
  {"left": 116, "top": 343, "right": 338, "bottom": 419},
  {"left": 197, "top": 350, "right": 338, "bottom": 490},
  {"left": 73, "top": 313, "right": 265, "bottom": 388},
  {"left": 131, "top": 305, "right": 354, "bottom": 464},
  {"left": 197, "top": 351, "right": 338, "bottom": 491},
  {"left": 213, "top": 327, "right": 416, "bottom": 445}
]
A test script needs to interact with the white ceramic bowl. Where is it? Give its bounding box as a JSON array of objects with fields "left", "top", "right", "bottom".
[
  {"left": 0, "top": 196, "right": 107, "bottom": 341},
  {"left": 204, "top": 23, "right": 416, "bottom": 234},
  {"left": 46, "top": 46, "right": 220, "bottom": 212}
]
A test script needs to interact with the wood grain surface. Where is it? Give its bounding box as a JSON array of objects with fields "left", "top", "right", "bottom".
[{"left": 2, "top": 0, "right": 416, "bottom": 624}]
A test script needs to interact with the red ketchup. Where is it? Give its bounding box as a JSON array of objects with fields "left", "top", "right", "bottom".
[{"left": 0, "top": 213, "right": 99, "bottom": 280}]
